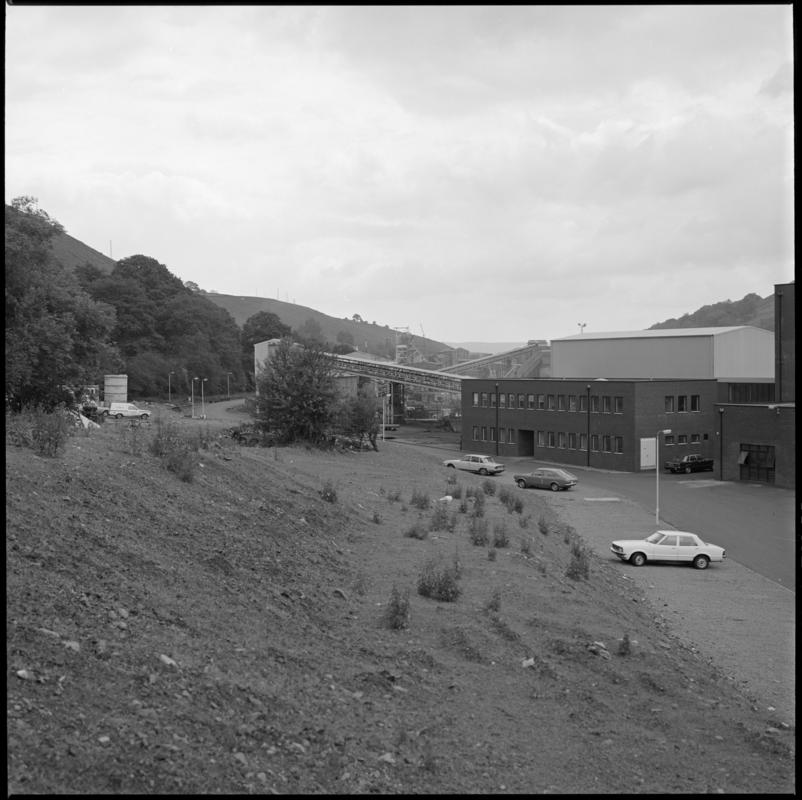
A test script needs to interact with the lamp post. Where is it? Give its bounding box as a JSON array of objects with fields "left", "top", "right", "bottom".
[
  {"left": 200, "top": 377, "right": 208, "bottom": 419},
  {"left": 655, "top": 428, "right": 672, "bottom": 524},
  {"left": 226, "top": 372, "right": 233, "bottom": 400},
  {"left": 718, "top": 407, "right": 724, "bottom": 481},
  {"left": 578, "top": 322, "right": 586, "bottom": 335},
  {"left": 191, "top": 377, "right": 198, "bottom": 418},
  {"left": 494, "top": 382, "right": 499, "bottom": 457},
  {"left": 168, "top": 371, "right": 175, "bottom": 404},
  {"left": 586, "top": 384, "right": 591, "bottom": 467}
]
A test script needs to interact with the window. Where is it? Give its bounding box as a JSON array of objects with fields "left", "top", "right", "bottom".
[
  {"left": 602, "top": 435, "right": 611, "bottom": 452},
  {"left": 661, "top": 534, "right": 678, "bottom": 547},
  {"left": 568, "top": 432, "right": 577, "bottom": 449},
  {"left": 602, "top": 396, "right": 611, "bottom": 413},
  {"left": 568, "top": 395, "right": 577, "bottom": 412},
  {"left": 518, "top": 394, "right": 526, "bottom": 409},
  {"left": 557, "top": 394, "right": 566, "bottom": 411},
  {"left": 498, "top": 393, "right": 506, "bottom": 408},
  {"left": 614, "top": 436, "right": 623, "bottom": 453},
  {"left": 677, "top": 434, "right": 687, "bottom": 445},
  {"left": 490, "top": 393, "right": 497, "bottom": 408},
  {"left": 498, "top": 428, "right": 505, "bottom": 444},
  {"left": 590, "top": 434, "right": 599, "bottom": 451},
  {"left": 489, "top": 427, "right": 496, "bottom": 442},
  {"left": 547, "top": 394, "right": 556, "bottom": 410},
  {"left": 590, "top": 395, "right": 600, "bottom": 413},
  {"left": 481, "top": 392, "right": 488, "bottom": 407},
  {"left": 664, "top": 435, "right": 675, "bottom": 445},
  {"left": 548, "top": 431, "right": 555, "bottom": 447},
  {"left": 578, "top": 394, "right": 588, "bottom": 412},
  {"left": 508, "top": 393, "right": 515, "bottom": 408},
  {"left": 472, "top": 426, "right": 479, "bottom": 441},
  {"left": 691, "top": 395, "right": 700, "bottom": 412},
  {"left": 678, "top": 535, "right": 696, "bottom": 547},
  {"left": 614, "top": 396, "right": 624, "bottom": 414},
  {"left": 472, "top": 392, "right": 479, "bottom": 407},
  {"left": 579, "top": 433, "right": 587, "bottom": 451},
  {"left": 665, "top": 396, "right": 674, "bottom": 413},
  {"left": 537, "top": 394, "right": 546, "bottom": 410},
  {"left": 691, "top": 434, "right": 700, "bottom": 443},
  {"left": 508, "top": 428, "right": 516, "bottom": 444},
  {"left": 558, "top": 432, "right": 566, "bottom": 448},
  {"left": 537, "top": 430, "right": 545, "bottom": 447},
  {"left": 527, "top": 394, "right": 535, "bottom": 410},
  {"left": 677, "top": 395, "right": 688, "bottom": 412},
  {"left": 481, "top": 426, "right": 487, "bottom": 441}
]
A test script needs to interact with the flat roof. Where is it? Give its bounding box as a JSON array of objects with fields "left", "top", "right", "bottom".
[{"left": 554, "top": 326, "right": 755, "bottom": 341}]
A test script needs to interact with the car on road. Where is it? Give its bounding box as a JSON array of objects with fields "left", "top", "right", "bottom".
[
  {"left": 610, "top": 530, "right": 726, "bottom": 570},
  {"left": 443, "top": 454, "right": 505, "bottom": 475},
  {"left": 101, "top": 402, "right": 151, "bottom": 420},
  {"left": 664, "top": 454, "right": 715, "bottom": 474},
  {"left": 513, "top": 467, "right": 578, "bottom": 492}
]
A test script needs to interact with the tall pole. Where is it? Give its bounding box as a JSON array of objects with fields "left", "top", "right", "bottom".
[
  {"left": 494, "top": 382, "right": 499, "bottom": 457},
  {"left": 226, "top": 372, "right": 232, "bottom": 400},
  {"left": 168, "top": 371, "right": 174, "bottom": 404},
  {"left": 201, "top": 378, "right": 207, "bottom": 419},
  {"left": 655, "top": 428, "right": 671, "bottom": 525},
  {"left": 191, "top": 377, "right": 197, "bottom": 418},
  {"left": 586, "top": 384, "right": 591, "bottom": 467},
  {"left": 718, "top": 408, "right": 724, "bottom": 481}
]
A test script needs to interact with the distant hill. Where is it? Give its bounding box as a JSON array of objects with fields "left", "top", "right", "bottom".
[
  {"left": 446, "top": 342, "right": 526, "bottom": 355},
  {"left": 49, "top": 228, "right": 117, "bottom": 275},
  {"left": 649, "top": 293, "right": 775, "bottom": 332}
]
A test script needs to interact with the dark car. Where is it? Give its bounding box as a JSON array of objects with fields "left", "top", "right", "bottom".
[{"left": 513, "top": 467, "right": 578, "bottom": 492}]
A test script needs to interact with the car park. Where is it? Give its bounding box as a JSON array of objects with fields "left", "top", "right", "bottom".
[
  {"left": 101, "top": 402, "right": 150, "bottom": 420},
  {"left": 443, "top": 454, "right": 505, "bottom": 475},
  {"left": 513, "top": 467, "right": 578, "bottom": 492},
  {"left": 610, "top": 530, "right": 726, "bottom": 570}
]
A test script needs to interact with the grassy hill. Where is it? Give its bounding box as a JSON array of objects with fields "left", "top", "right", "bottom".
[{"left": 649, "top": 292, "right": 775, "bottom": 331}]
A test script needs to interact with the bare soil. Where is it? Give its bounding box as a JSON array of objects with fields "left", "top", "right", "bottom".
[{"left": 6, "top": 404, "right": 795, "bottom": 794}]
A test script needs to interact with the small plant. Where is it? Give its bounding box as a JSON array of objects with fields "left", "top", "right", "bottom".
[
  {"left": 468, "top": 516, "right": 489, "bottom": 547},
  {"left": 446, "top": 511, "right": 459, "bottom": 532},
  {"left": 386, "top": 489, "right": 402, "bottom": 503},
  {"left": 520, "top": 536, "right": 533, "bottom": 556},
  {"left": 458, "top": 498, "right": 469, "bottom": 514},
  {"left": 452, "top": 545, "right": 463, "bottom": 579},
  {"left": 487, "top": 548, "right": 497, "bottom": 562},
  {"left": 538, "top": 515, "right": 550, "bottom": 536},
  {"left": 319, "top": 480, "right": 338, "bottom": 503},
  {"left": 164, "top": 447, "right": 195, "bottom": 482},
  {"left": 498, "top": 486, "right": 512, "bottom": 506},
  {"left": 383, "top": 585, "right": 410, "bottom": 630},
  {"left": 352, "top": 572, "right": 369, "bottom": 596},
  {"left": 566, "top": 541, "right": 590, "bottom": 580},
  {"left": 518, "top": 514, "right": 531, "bottom": 529},
  {"left": 485, "top": 588, "right": 501, "bottom": 612},
  {"left": 618, "top": 633, "right": 632, "bottom": 656},
  {"left": 492, "top": 523, "right": 509, "bottom": 549},
  {"left": 404, "top": 522, "right": 428, "bottom": 540},
  {"left": 410, "top": 489, "right": 431, "bottom": 510},
  {"left": 471, "top": 492, "right": 486, "bottom": 518},
  {"left": 511, "top": 496, "right": 524, "bottom": 515},
  {"left": 481, "top": 479, "right": 496, "bottom": 496},
  {"left": 429, "top": 503, "right": 449, "bottom": 531},
  {"left": 445, "top": 471, "right": 457, "bottom": 486},
  {"left": 449, "top": 483, "right": 463, "bottom": 500},
  {"left": 372, "top": 510, "right": 383, "bottom": 524},
  {"left": 417, "top": 557, "right": 461, "bottom": 602}
]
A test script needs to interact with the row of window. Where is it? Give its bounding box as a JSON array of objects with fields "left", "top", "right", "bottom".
[
  {"left": 470, "top": 392, "right": 705, "bottom": 414},
  {"left": 472, "top": 392, "right": 625, "bottom": 413},
  {"left": 471, "top": 428, "right": 708, "bottom": 450}
]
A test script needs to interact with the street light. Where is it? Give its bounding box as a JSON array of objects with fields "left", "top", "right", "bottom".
[
  {"left": 168, "top": 371, "right": 175, "bottom": 404},
  {"left": 200, "top": 377, "right": 208, "bottom": 419},
  {"left": 578, "top": 322, "right": 587, "bottom": 335},
  {"left": 494, "top": 382, "right": 499, "bottom": 457},
  {"left": 655, "top": 428, "right": 672, "bottom": 524},
  {"left": 226, "top": 371, "right": 233, "bottom": 400},
  {"left": 191, "top": 377, "right": 198, "bottom": 418}
]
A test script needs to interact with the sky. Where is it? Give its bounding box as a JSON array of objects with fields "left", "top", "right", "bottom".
[{"left": 5, "top": 5, "right": 794, "bottom": 344}]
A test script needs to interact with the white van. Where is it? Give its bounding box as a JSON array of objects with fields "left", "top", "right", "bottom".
[{"left": 101, "top": 402, "right": 150, "bottom": 420}]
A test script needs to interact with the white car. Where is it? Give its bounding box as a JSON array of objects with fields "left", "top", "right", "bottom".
[
  {"left": 443, "top": 454, "right": 505, "bottom": 476},
  {"left": 610, "top": 530, "right": 726, "bottom": 570},
  {"left": 101, "top": 402, "right": 151, "bottom": 420}
]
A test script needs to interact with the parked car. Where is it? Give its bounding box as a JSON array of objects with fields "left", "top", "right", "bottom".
[
  {"left": 610, "top": 530, "right": 726, "bottom": 570},
  {"left": 101, "top": 402, "right": 150, "bottom": 420},
  {"left": 664, "top": 454, "right": 715, "bottom": 474},
  {"left": 513, "top": 467, "right": 578, "bottom": 492},
  {"left": 443, "top": 454, "right": 505, "bottom": 475}
]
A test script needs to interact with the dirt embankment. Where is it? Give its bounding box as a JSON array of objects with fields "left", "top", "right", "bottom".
[{"left": 6, "top": 408, "right": 795, "bottom": 794}]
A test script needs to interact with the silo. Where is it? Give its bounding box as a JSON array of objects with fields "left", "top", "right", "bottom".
[{"left": 104, "top": 374, "right": 128, "bottom": 404}]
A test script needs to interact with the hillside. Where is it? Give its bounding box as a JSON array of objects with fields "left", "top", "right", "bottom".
[
  {"left": 48, "top": 228, "right": 117, "bottom": 275},
  {"left": 5, "top": 410, "right": 794, "bottom": 793},
  {"left": 649, "top": 293, "right": 775, "bottom": 331}
]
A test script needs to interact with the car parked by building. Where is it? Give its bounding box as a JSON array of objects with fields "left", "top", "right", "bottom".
[
  {"left": 443, "top": 454, "right": 505, "bottom": 475},
  {"left": 100, "top": 402, "right": 150, "bottom": 420},
  {"left": 610, "top": 530, "right": 725, "bottom": 570},
  {"left": 664, "top": 454, "right": 715, "bottom": 474},
  {"left": 513, "top": 467, "right": 578, "bottom": 491}
]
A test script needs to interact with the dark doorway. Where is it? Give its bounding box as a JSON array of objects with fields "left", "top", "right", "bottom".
[{"left": 518, "top": 429, "right": 534, "bottom": 457}]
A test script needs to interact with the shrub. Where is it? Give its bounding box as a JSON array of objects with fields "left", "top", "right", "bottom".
[
  {"left": 410, "top": 489, "right": 431, "bottom": 510},
  {"left": 566, "top": 541, "right": 590, "bottom": 580},
  {"left": 498, "top": 486, "right": 513, "bottom": 505},
  {"left": 468, "top": 517, "right": 489, "bottom": 547},
  {"left": 492, "top": 523, "right": 509, "bottom": 549},
  {"left": 452, "top": 545, "right": 463, "bottom": 579},
  {"left": 372, "top": 511, "right": 382, "bottom": 524},
  {"left": 511, "top": 496, "right": 524, "bottom": 515},
  {"left": 319, "top": 480, "right": 338, "bottom": 503},
  {"left": 445, "top": 471, "right": 457, "bottom": 486},
  {"left": 429, "top": 503, "right": 449, "bottom": 531},
  {"left": 6, "top": 405, "right": 73, "bottom": 457},
  {"left": 449, "top": 483, "right": 462, "bottom": 500},
  {"left": 417, "top": 558, "right": 461, "bottom": 602},
  {"left": 148, "top": 417, "right": 195, "bottom": 481},
  {"left": 485, "top": 588, "right": 501, "bottom": 612},
  {"left": 481, "top": 479, "right": 496, "bottom": 496},
  {"left": 471, "top": 492, "right": 486, "bottom": 517},
  {"left": 404, "top": 522, "right": 428, "bottom": 540},
  {"left": 487, "top": 548, "right": 497, "bottom": 562},
  {"left": 383, "top": 585, "right": 410, "bottom": 630},
  {"left": 520, "top": 536, "right": 533, "bottom": 556},
  {"left": 386, "top": 489, "right": 402, "bottom": 503},
  {"left": 458, "top": 498, "right": 469, "bottom": 514},
  {"left": 518, "top": 514, "right": 531, "bottom": 529},
  {"left": 538, "top": 515, "right": 550, "bottom": 536}
]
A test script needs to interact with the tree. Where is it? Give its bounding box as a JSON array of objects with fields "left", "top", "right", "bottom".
[
  {"left": 337, "top": 383, "right": 380, "bottom": 451},
  {"left": 254, "top": 340, "right": 337, "bottom": 445},
  {"left": 296, "top": 317, "right": 324, "bottom": 346}
]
